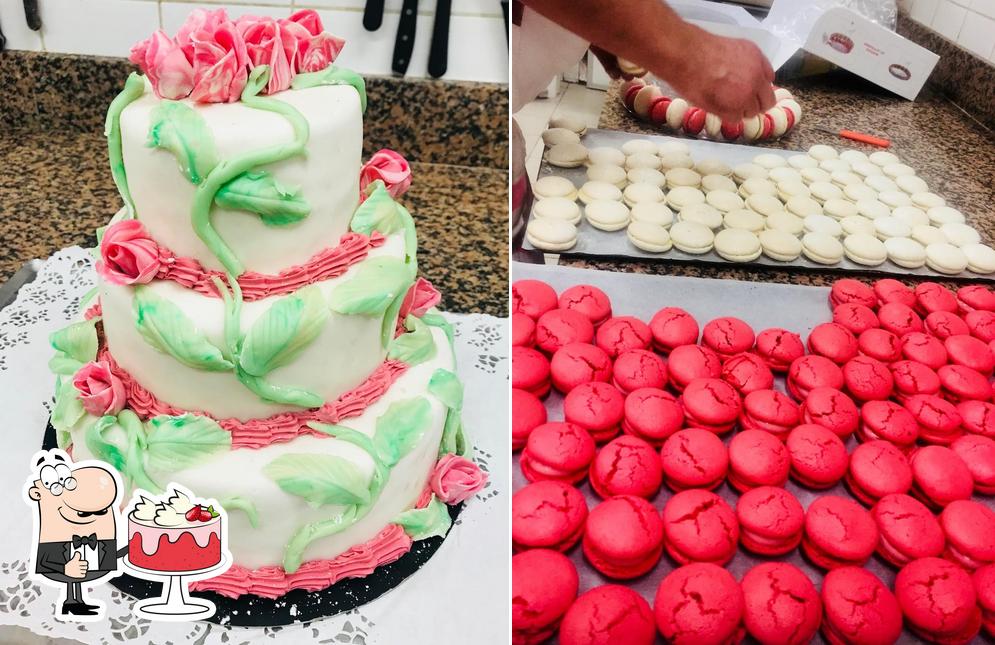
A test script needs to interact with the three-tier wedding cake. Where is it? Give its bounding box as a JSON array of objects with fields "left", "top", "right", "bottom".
[{"left": 47, "top": 8, "right": 485, "bottom": 598}]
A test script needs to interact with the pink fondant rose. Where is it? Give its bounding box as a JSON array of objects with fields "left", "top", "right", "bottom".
[
  {"left": 73, "top": 361, "right": 126, "bottom": 416},
  {"left": 360, "top": 150, "right": 412, "bottom": 200},
  {"left": 187, "top": 17, "right": 249, "bottom": 103},
  {"left": 129, "top": 30, "right": 194, "bottom": 100},
  {"left": 97, "top": 220, "right": 161, "bottom": 286},
  {"left": 399, "top": 278, "right": 441, "bottom": 320},
  {"left": 430, "top": 454, "right": 487, "bottom": 504},
  {"left": 286, "top": 9, "right": 345, "bottom": 73},
  {"left": 237, "top": 16, "right": 296, "bottom": 95}
]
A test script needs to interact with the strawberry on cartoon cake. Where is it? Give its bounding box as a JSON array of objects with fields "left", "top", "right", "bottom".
[{"left": 128, "top": 489, "right": 223, "bottom": 573}]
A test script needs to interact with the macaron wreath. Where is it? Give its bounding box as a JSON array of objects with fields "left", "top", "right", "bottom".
[
  {"left": 620, "top": 76, "right": 802, "bottom": 142},
  {"left": 512, "top": 276, "right": 995, "bottom": 645}
]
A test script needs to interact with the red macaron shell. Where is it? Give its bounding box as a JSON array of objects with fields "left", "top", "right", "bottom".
[
  {"left": 946, "top": 333, "right": 995, "bottom": 375},
  {"left": 667, "top": 344, "right": 723, "bottom": 390},
  {"left": 830, "top": 279, "right": 877, "bottom": 309},
  {"left": 951, "top": 434, "right": 995, "bottom": 494},
  {"left": 534, "top": 309, "right": 595, "bottom": 355},
  {"left": 966, "top": 309, "right": 995, "bottom": 342},
  {"left": 721, "top": 119, "right": 745, "bottom": 140},
  {"left": 512, "top": 312, "right": 536, "bottom": 347},
  {"left": 901, "top": 331, "right": 948, "bottom": 369},
  {"left": 787, "top": 354, "right": 844, "bottom": 400},
  {"left": 926, "top": 310, "right": 970, "bottom": 340},
  {"left": 511, "top": 549, "right": 579, "bottom": 645},
  {"left": 755, "top": 327, "right": 806, "bottom": 372},
  {"left": 683, "top": 107, "right": 706, "bottom": 135},
  {"left": 623, "top": 84, "right": 643, "bottom": 109},
  {"left": 557, "top": 284, "right": 612, "bottom": 326},
  {"left": 857, "top": 327, "right": 902, "bottom": 362},
  {"left": 905, "top": 394, "right": 963, "bottom": 444},
  {"left": 958, "top": 285, "right": 995, "bottom": 312},
  {"left": 801, "top": 387, "right": 859, "bottom": 438},
  {"left": 802, "top": 495, "right": 879, "bottom": 569},
  {"left": 910, "top": 445, "right": 974, "bottom": 509},
  {"left": 595, "top": 316, "right": 652, "bottom": 358},
  {"left": 858, "top": 399, "right": 919, "bottom": 449},
  {"left": 728, "top": 429, "right": 790, "bottom": 491},
  {"left": 736, "top": 486, "right": 805, "bottom": 556},
  {"left": 941, "top": 500, "right": 995, "bottom": 570},
  {"left": 959, "top": 400, "right": 995, "bottom": 438},
  {"left": 878, "top": 301, "right": 924, "bottom": 337},
  {"left": 915, "top": 282, "right": 960, "bottom": 315},
  {"left": 649, "top": 96, "right": 672, "bottom": 125},
  {"left": 741, "top": 562, "right": 822, "bottom": 645},
  {"left": 874, "top": 278, "right": 917, "bottom": 308},
  {"left": 681, "top": 377, "right": 742, "bottom": 433},
  {"left": 612, "top": 349, "right": 668, "bottom": 393},
  {"left": 521, "top": 422, "right": 596, "bottom": 484},
  {"left": 654, "top": 563, "right": 745, "bottom": 645},
  {"left": 702, "top": 316, "right": 756, "bottom": 358},
  {"left": 873, "top": 493, "right": 945, "bottom": 566},
  {"left": 558, "top": 585, "right": 656, "bottom": 645},
  {"left": 843, "top": 355, "right": 894, "bottom": 401},
  {"left": 821, "top": 567, "right": 903, "bottom": 645},
  {"left": 721, "top": 352, "right": 775, "bottom": 394},
  {"left": 832, "top": 302, "right": 880, "bottom": 335},
  {"left": 740, "top": 388, "right": 801, "bottom": 439},
  {"left": 845, "top": 440, "right": 912, "bottom": 505},
  {"left": 974, "top": 565, "right": 995, "bottom": 637},
  {"left": 787, "top": 424, "right": 849, "bottom": 489},
  {"left": 761, "top": 113, "right": 775, "bottom": 139},
  {"left": 563, "top": 382, "right": 625, "bottom": 444},
  {"left": 512, "top": 388, "right": 548, "bottom": 451},
  {"left": 622, "top": 388, "right": 684, "bottom": 445},
  {"left": 590, "top": 435, "right": 663, "bottom": 499},
  {"left": 582, "top": 495, "right": 664, "bottom": 579},
  {"left": 891, "top": 359, "right": 941, "bottom": 401},
  {"left": 896, "top": 557, "right": 982, "bottom": 644},
  {"left": 550, "top": 342, "right": 613, "bottom": 394},
  {"left": 660, "top": 428, "right": 729, "bottom": 491},
  {"left": 512, "top": 346, "right": 552, "bottom": 397},
  {"left": 512, "top": 280, "right": 558, "bottom": 320},
  {"left": 938, "top": 364, "right": 992, "bottom": 402},
  {"left": 807, "top": 322, "right": 859, "bottom": 364},
  {"left": 649, "top": 307, "right": 700, "bottom": 353},
  {"left": 662, "top": 489, "right": 739, "bottom": 565},
  {"left": 512, "top": 480, "right": 588, "bottom": 552}
]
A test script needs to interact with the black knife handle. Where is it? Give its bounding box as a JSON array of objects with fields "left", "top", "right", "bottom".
[
  {"left": 363, "top": 0, "right": 384, "bottom": 31},
  {"left": 427, "top": 0, "right": 450, "bottom": 78},
  {"left": 392, "top": 0, "right": 419, "bottom": 75},
  {"left": 23, "top": 0, "right": 41, "bottom": 31}
]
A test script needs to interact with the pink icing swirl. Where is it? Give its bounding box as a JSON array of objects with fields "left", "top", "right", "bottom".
[
  {"left": 100, "top": 349, "right": 407, "bottom": 449},
  {"left": 83, "top": 301, "right": 102, "bottom": 320}
]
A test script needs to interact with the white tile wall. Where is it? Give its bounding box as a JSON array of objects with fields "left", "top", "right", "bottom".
[
  {"left": 0, "top": 0, "right": 508, "bottom": 82},
  {"left": 910, "top": 0, "right": 995, "bottom": 64}
]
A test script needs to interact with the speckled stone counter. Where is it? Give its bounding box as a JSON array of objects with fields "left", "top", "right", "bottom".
[{"left": 553, "top": 71, "right": 995, "bottom": 288}]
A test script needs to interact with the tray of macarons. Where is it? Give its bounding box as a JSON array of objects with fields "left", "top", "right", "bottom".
[
  {"left": 523, "top": 126, "right": 995, "bottom": 281},
  {"left": 511, "top": 261, "right": 995, "bottom": 644}
]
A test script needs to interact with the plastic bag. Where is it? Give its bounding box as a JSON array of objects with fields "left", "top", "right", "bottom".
[{"left": 763, "top": 0, "right": 897, "bottom": 43}]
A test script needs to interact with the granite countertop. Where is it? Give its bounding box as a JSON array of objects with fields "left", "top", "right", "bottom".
[{"left": 555, "top": 71, "right": 994, "bottom": 288}]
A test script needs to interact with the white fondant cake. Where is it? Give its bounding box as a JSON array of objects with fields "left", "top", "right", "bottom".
[{"left": 49, "top": 8, "right": 485, "bottom": 598}]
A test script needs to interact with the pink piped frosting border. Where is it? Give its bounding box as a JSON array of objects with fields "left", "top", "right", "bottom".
[{"left": 101, "top": 349, "right": 408, "bottom": 449}]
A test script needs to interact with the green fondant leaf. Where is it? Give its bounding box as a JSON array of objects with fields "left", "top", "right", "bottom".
[
  {"left": 421, "top": 309, "right": 455, "bottom": 346},
  {"left": 284, "top": 505, "right": 360, "bottom": 573},
  {"left": 145, "top": 414, "right": 231, "bottom": 474},
  {"left": 291, "top": 65, "right": 368, "bottom": 113},
  {"left": 380, "top": 290, "right": 406, "bottom": 349},
  {"left": 51, "top": 377, "right": 87, "bottom": 446},
  {"left": 215, "top": 170, "right": 311, "bottom": 227},
  {"left": 236, "top": 369, "right": 324, "bottom": 408},
  {"left": 329, "top": 257, "right": 413, "bottom": 317},
  {"left": 105, "top": 73, "right": 145, "bottom": 216},
  {"left": 441, "top": 408, "right": 466, "bottom": 457},
  {"left": 147, "top": 101, "right": 219, "bottom": 184},
  {"left": 85, "top": 415, "right": 128, "bottom": 472},
  {"left": 308, "top": 422, "right": 378, "bottom": 459},
  {"left": 387, "top": 316, "right": 436, "bottom": 365},
  {"left": 48, "top": 319, "right": 98, "bottom": 375},
  {"left": 350, "top": 183, "right": 404, "bottom": 236},
  {"left": 373, "top": 397, "right": 431, "bottom": 468},
  {"left": 134, "top": 286, "right": 234, "bottom": 372},
  {"left": 218, "top": 496, "right": 260, "bottom": 528},
  {"left": 79, "top": 286, "right": 99, "bottom": 310},
  {"left": 239, "top": 286, "right": 329, "bottom": 377},
  {"left": 263, "top": 454, "right": 371, "bottom": 507},
  {"left": 428, "top": 369, "right": 463, "bottom": 410},
  {"left": 394, "top": 495, "right": 452, "bottom": 541}
]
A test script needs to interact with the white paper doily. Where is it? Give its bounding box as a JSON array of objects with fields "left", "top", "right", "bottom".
[{"left": 0, "top": 247, "right": 509, "bottom": 644}]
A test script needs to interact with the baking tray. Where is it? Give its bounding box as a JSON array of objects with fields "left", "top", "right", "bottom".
[
  {"left": 511, "top": 261, "right": 995, "bottom": 644},
  {"left": 523, "top": 128, "right": 992, "bottom": 283}
]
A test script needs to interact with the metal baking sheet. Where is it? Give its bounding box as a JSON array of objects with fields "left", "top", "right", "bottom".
[
  {"left": 511, "top": 262, "right": 995, "bottom": 644},
  {"left": 523, "top": 128, "right": 991, "bottom": 283}
]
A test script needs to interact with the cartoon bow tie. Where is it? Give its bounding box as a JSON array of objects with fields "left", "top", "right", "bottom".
[{"left": 72, "top": 533, "right": 97, "bottom": 549}]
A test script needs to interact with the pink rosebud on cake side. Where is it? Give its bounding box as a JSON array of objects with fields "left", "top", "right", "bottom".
[
  {"left": 97, "top": 220, "right": 161, "bottom": 285},
  {"left": 399, "top": 278, "right": 442, "bottom": 320},
  {"left": 73, "top": 361, "right": 126, "bottom": 416},
  {"left": 360, "top": 150, "right": 412, "bottom": 199},
  {"left": 430, "top": 454, "right": 487, "bottom": 504},
  {"left": 129, "top": 30, "right": 194, "bottom": 100}
]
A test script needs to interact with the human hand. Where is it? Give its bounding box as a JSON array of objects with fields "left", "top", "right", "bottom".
[
  {"left": 65, "top": 551, "right": 88, "bottom": 578},
  {"left": 663, "top": 28, "right": 775, "bottom": 122},
  {"left": 590, "top": 45, "right": 636, "bottom": 81}
]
